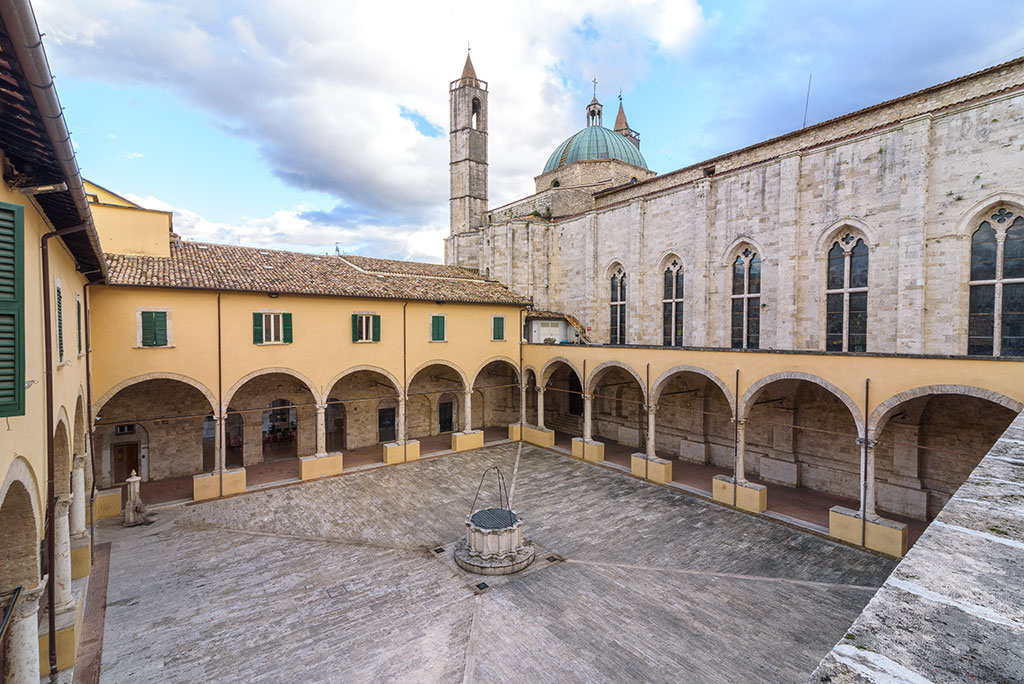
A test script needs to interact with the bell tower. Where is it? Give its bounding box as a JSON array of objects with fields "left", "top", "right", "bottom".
[{"left": 449, "top": 51, "right": 488, "bottom": 235}]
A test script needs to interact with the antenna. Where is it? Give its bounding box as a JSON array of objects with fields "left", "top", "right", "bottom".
[
  {"left": 335, "top": 242, "right": 341, "bottom": 256},
  {"left": 802, "top": 71, "right": 813, "bottom": 128}
]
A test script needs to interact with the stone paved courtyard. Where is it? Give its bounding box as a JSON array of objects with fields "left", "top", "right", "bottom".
[{"left": 93, "top": 444, "right": 896, "bottom": 683}]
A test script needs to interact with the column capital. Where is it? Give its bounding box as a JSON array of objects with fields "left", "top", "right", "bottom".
[
  {"left": 55, "top": 496, "right": 73, "bottom": 515},
  {"left": 646, "top": 404, "right": 658, "bottom": 415},
  {"left": 73, "top": 453, "right": 86, "bottom": 470},
  {"left": 8, "top": 582, "right": 45, "bottom": 620},
  {"left": 583, "top": 393, "right": 593, "bottom": 401},
  {"left": 315, "top": 403, "right": 327, "bottom": 413},
  {"left": 463, "top": 390, "right": 473, "bottom": 398},
  {"left": 733, "top": 418, "right": 746, "bottom": 427},
  {"left": 535, "top": 386, "right": 544, "bottom": 394}
]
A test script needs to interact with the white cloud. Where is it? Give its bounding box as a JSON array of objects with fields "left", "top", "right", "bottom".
[
  {"left": 124, "top": 151, "right": 144, "bottom": 159},
  {"left": 34, "top": 0, "right": 704, "bottom": 257}
]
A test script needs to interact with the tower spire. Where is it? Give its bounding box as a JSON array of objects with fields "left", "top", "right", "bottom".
[
  {"left": 462, "top": 49, "right": 477, "bottom": 81},
  {"left": 613, "top": 93, "right": 641, "bottom": 150}
]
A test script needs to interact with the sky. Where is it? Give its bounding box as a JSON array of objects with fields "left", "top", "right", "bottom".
[{"left": 33, "top": 0, "right": 1024, "bottom": 263}]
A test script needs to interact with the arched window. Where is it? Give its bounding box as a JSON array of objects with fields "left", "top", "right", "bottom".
[
  {"left": 730, "top": 249, "right": 760, "bottom": 349},
  {"left": 969, "top": 208, "right": 1024, "bottom": 356},
  {"left": 824, "top": 233, "right": 868, "bottom": 352},
  {"left": 662, "top": 260, "right": 683, "bottom": 346},
  {"left": 610, "top": 266, "right": 626, "bottom": 345}
]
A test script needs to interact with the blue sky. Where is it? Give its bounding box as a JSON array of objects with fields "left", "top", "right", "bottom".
[{"left": 35, "top": 0, "right": 1024, "bottom": 261}]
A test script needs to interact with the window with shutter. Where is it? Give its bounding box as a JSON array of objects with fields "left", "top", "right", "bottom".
[
  {"left": 492, "top": 316, "right": 505, "bottom": 341},
  {"left": 353, "top": 313, "right": 375, "bottom": 342},
  {"left": 76, "top": 296, "right": 82, "bottom": 354},
  {"left": 431, "top": 315, "right": 445, "bottom": 341},
  {"left": 0, "top": 202, "right": 24, "bottom": 417},
  {"left": 56, "top": 284, "right": 63, "bottom": 362},
  {"left": 282, "top": 312, "right": 292, "bottom": 343},
  {"left": 140, "top": 311, "right": 169, "bottom": 347},
  {"left": 371, "top": 314, "right": 381, "bottom": 342},
  {"left": 257, "top": 312, "right": 289, "bottom": 343}
]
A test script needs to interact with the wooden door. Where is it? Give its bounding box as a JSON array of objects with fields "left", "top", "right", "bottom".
[
  {"left": 439, "top": 402, "right": 454, "bottom": 433},
  {"left": 113, "top": 442, "right": 140, "bottom": 483},
  {"left": 378, "top": 407, "right": 396, "bottom": 443}
]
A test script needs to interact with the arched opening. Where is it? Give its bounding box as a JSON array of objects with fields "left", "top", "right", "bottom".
[
  {"left": 230, "top": 372, "right": 316, "bottom": 486},
  {"left": 54, "top": 419, "right": 72, "bottom": 499},
  {"left": 472, "top": 360, "right": 520, "bottom": 444},
  {"left": 408, "top": 363, "right": 467, "bottom": 455},
  {"left": 201, "top": 410, "right": 244, "bottom": 472},
  {"left": 652, "top": 371, "right": 734, "bottom": 491},
  {"left": 325, "top": 369, "right": 401, "bottom": 469},
  {"left": 873, "top": 393, "right": 1017, "bottom": 520},
  {"left": 551, "top": 179, "right": 560, "bottom": 188},
  {"left": 471, "top": 97, "right": 481, "bottom": 130},
  {"left": 95, "top": 377, "right": 215, "bottom": 503},
  {"left": 541, "top": 361, "right": 583, "bottom": 449},
  {"left": 0, "top": 474, "right": 39, "bottom": 664},
  {"left": 524, "top": 370, "right": 538, "bottom": 426},
  {"left": 589, "top": 365, "right": 644, "bottom": 467}
]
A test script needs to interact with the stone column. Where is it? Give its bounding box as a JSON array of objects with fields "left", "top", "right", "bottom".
[
  {"left": 2, "top": 583, "right": 44, "bottom": 684},
  {"left": 215, "top": 413, "right": 225, "bottom": 470},
  {"left": 734, "top": 419, "right": 747, "bottom": 483},
  {"left": 70, "top": 455, "right": 86, "bottom": 539},
  {"left": 583, "top": 393, "right": 593, "bottom": 442},
  {"left": 646, "top": 405, "right": 657, "bottom": 458},
  {"left": 861, "top": 438, "right": 879, "bottom": 519},
  {"left": 315, "top": 404, "right": 327, "bottom": 455},
  {"left": 53, "top": 497, "right": 75, "bottom": 614},
  {"left": 536, "top": 387, "right": 545, "bottom": 429},
  {"left": 124, "top": 471, "right": 143, "bottom": 526},
  {"left": 463, "top": 391, "right": 473, "bottom": 432},
  {"left": 519, "top": 381, "right": 527, "bottom": 426},
  {"left": 397, "top": 397, "right": 407, "bottom": 443}
]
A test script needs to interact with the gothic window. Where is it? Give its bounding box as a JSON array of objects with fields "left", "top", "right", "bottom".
[
  {"left": 662, "top": 260, "right": 684, "bottom": 346},
  {"left": 730, "top": 249, "right": 760, "bottom": 349},
  {"left": 471, "top": 98, "right": 481, "bottom": 130},
  {"left": 824, "top": 233, "right": 869, "bottom": 352},
  {"left": 610, "top": 267, "right": 626, "bottom": 345},
  {"left": 969, "top": 208, "right": 1024, "bottom": 356}
]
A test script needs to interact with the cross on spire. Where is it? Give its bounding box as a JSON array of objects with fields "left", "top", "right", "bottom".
[{"left": 592, "top": 77, "right": 598, "bottom": 97}]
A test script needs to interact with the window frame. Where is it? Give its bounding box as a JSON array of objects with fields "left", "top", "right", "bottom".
[
  {"left": 76, "top": 294, "right": 82, "bottom": 356},
  {"left": 824, "top": 233, "right": 869, "bottom": 353},
  {"left": 253, "top": 309, "right": 292, "bottom": 345},
  {"left": 729, "top": 249, "right": 761, "bottom": 350},
  {"left": 136, "top": 308, "right": 172, "bottom": 348},
  {"left": 491, "top": 315, "right": 505, "bottom": 341},
  {"left": 430, "top": 313, "right": 447, "bottom": 342},
  {"left": 55, "top": 279, "right": 63, "bottom": 363},
  {"left": 662, "top": 259, "right": 684, "bottom": 347},
  {"left": 969, "top": 208, "right": 1024, "bottom": 356},
  {"left": 609, "top": 266, "right": 626, "bottom": 345},
  {"left": 0, "top": 201, "right": 25, "bottom": 417}
]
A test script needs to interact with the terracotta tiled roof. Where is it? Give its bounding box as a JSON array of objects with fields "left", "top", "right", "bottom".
[{"left": 104, "top": 241, "right": 531, "bottom": 305}]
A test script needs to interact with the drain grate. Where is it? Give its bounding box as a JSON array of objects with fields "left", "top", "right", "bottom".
[
  {"left": 546, "top": 556, "right": 558, "bottom": 563},
  {"left": 433, "top": 546, "right": 445, "bottom": 554},
  {"left": 475, "top": 582, "right": 489, "bottom": 591}
]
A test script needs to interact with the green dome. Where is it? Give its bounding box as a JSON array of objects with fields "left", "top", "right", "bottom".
[{"left": 543, "top": 125, "right": 648, "bottom": 174}]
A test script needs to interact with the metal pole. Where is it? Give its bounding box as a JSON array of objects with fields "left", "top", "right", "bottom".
[
  {"left": 733, "top": 368, "right": 739, "bottom": 508},
  {"left": 861, "top": 378, "right": 870, "bottom": 546},
  {"left": 645, "top": 363, "right": 650, "bottom": 480},
  {"left": 217, "top": 291, "right": 223, "bottom": 498},
  {"left": 403, "top": 302, "right": 408, "bottom": 462}
]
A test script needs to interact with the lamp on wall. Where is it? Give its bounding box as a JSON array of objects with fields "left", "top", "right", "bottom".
[{"left": 268, "top": 292, "right": 279, "bottom": 298}]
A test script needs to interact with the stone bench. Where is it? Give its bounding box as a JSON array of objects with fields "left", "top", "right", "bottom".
[
  {"left": 193, "top": 467, "right": 246, "bottom": 501},
  {"left": 299, "top": 452, "right": 343, "bottom": 480},
  {"left": 829, "top": 505, "right": 908, "bottom": 557},
  {"left": 384, "top": 440, "right": 420, "bottom": 464},
  {"left": 712, "top": 475, "right": 767, "bottom": 513},
  {"left": 452, "top": 430, "right": 484, "bottom": 452},
  {"left": 572, "top": 437, "right": 604, "bottom": 462}
]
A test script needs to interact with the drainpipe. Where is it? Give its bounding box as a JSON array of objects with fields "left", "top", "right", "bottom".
[
  {"left": 41, "top": 225, "right": 86, "bottom": 675},
  {"left": 83, "top": 282, "right": 97, "bottom": 568},
  {"left": 518, "top": 307, "right": 524, "bottom": 427},
  {"left": 217, "top": 291, "right": 223, "bottom": 498},
  {"left": 403, "top": 301, "right": 408, "bottom": 462}
]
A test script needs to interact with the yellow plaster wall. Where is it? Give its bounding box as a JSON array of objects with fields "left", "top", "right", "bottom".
[
  {"left": 84, "top": 180, "right": 140, "bottom": 208},
  {"left": 89, "top": 202, "right": 172, "bottom": 257},
  {"left": 89, "top": 285, "right": 525, "bottom": 415},
  {"left": 0, "top": 183, "right": 90, "bottom": 556},
  {"left": 522, "top": 344, "right": 1024, "bottom": 428}
]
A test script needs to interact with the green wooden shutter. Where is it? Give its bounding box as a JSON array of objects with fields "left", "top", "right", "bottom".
[
  {"left": 282, "top": 312, "right": 292, "bottom": 343},
  {"left": 430, "top": 315, "right": 438, "bottom": 341},
  {"left": 495, "top": 316, "right": 505, "bottom": 340},
  {"left": 56, "top": 285, "right": 63, "bottom": 361},
  {"left": 252, "top": 312, "right": 263, "bottom": 344},
  {"left": 351, "top": 314, "right": 359, "bottom": 342},
  {"left": 372, "top": 314, "right": 381, "bottom": 342},
  {"left": 154, "top": 311, "right": 168, "bottom": 346},
  {"left": 141, "top": 311, "right": 155, "bottom": 346},
  {"left": 77, "top": 298, "right": 82, "bottom": 354},
  {"left": 431, "top": 315, "right": 445, "bottom": 341},
  {"left": 0, "top": 202, "right": 24, "bottom": 417}
]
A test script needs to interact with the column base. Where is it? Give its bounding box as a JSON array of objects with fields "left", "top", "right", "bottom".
[
  {"left": 38, "top": 592, "right": 84, "bottom": 675},
  {"left": 384, "top": 440, "right": 420, "bottom": 464},
  {"left": 712, "top": 475, "right": 767, "bottom": 513},
  {"left": 828, "top": 506, "right": 909, "bottom": 557},
  {"left": 522, "top": 425, "right": 555, "bottom": 447},
  {"left": 299, "top": 452, "right": 343, "bottom": 480},
  {"left": 452, "top": 430, "right": 484, "bottom": 452},
  {"left": 631, "top": 453, "right": 672, "bottom": 483},
  {"left": 572, "top": 438, "right": 604, "bottom": 462},
  {"left": 70, "top": 536, "right": 91, "bottom": 580},
  {"left": 86, "top": 488, "right": 123, "bottom": 523},
  {"left": 192, "top": 468, "right": 247, "bottom": 502}
]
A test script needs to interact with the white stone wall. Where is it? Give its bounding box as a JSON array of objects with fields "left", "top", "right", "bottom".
[{"left": 452, "top": 69, "right": 1024, "bottom": 354}]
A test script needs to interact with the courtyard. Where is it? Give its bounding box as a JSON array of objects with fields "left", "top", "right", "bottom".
[{"left": 86, "top": 443, "right": 895, "bottom": 683}]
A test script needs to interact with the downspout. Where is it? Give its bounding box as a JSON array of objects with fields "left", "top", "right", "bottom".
[
  {"left": 217, "top": 291, "right": 223, "bottom": 498},
  {"left": 41, "top": 225, "right": 85, "bottom": 676},
  {"left": 518, "top": 307, "right": 524, "bottom": 427},
  {"left": 403, "top": 301, "right": 408, "bottom": 463},
  {"left": 84, "top": 282, "right": 97, "bottom": 569}
]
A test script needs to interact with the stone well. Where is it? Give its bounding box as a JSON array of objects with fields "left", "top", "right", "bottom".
[{"left": 454, "top": 506, "right": 535, "bottom": 575}]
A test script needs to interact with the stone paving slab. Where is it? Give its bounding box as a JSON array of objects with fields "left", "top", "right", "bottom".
[{"left": 96, "top": 444, "right": 896, "bottom": 683}]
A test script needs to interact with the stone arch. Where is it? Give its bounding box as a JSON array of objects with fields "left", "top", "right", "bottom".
[
  {"left": 869, "top": 384, "right": 1023, "bottom": 440},
  {"left": 96, "top": 372, "right": 217, "bottom": 416},
  {"left": 814, "top": 216, "right": 880, "bottom": 253},
  {"left": 656, "top": 250, "right": 684, "bottom": 271},
  {"left": 470, "top": 356, "right": 521, "bottom": 387},
  {"left": 325, "top": 365, "right": 402, "bottom": 400},
  {"left": 954, "top": 191, "right": 1024, "bottom": 239},
  {"left": 586, "top": 360, "right": 648, "bottom": 403},
  {"left": 73, "top": 389, "right": 86, "bottom": 456},
  {"left": 539, "top": 356, "right": 583, "bottom": 386},
  {"left": 224, "top": 367, "right": 321, "bottom": 410},
  {"left": 0, "top": 457, "right": 42, "bottom": 592},
  {"left": 407, "top": 359, "right": 470, "bottom": 390},
  {"left": 604, "top": 259, "right": 627, "bottom": 278},
  {"left": 740, "top": 371, "right": 864, "bottom": 435},
  {"left": 54, "top": 411, "right": 73, "bottom": 498},
  {"left": 651, "top": 365, "right": 735, "bottom": 412},
  {"left": 720, "top": 235, "right": 768, "bottom": 266}
]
